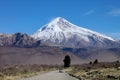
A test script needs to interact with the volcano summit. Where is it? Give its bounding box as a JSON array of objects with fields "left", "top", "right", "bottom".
[{"left": 32, "top": 17, "right": 119, "bottom": 48}]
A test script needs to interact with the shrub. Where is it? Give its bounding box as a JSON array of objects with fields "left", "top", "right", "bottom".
[
  {"left": 63, "top": 55, "right": 71, "bottom": 68},
  {"left": 93, "top": 59, "right": 98, "bottom": 64}
]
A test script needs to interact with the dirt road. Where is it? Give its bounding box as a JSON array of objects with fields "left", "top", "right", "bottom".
[{"left": 19, "top": 70, "right": 79, "bottom": 80}]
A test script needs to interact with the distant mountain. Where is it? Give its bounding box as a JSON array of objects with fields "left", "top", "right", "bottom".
[
  {"left": 32, "top": 17, "right": 119, "bottom": 48},
  {"left": 0, "top": 17, "right": 119, "bottom": 48},
  {"left": 0, "top": 33, "right": 40, "bottom": 47}
]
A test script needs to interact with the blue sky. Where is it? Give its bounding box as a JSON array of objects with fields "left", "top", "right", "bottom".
[{"left": 0, "top": 0, "right": 120, "bottom": 39}]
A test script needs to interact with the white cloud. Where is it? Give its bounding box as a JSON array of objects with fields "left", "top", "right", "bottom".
[
  {"left": 84, "top": 10, "right": 95, "bottom": 16},
  {"left": 108, "top": 9, "right": 120, "bottom": 16},
  {"left": 105, "top": 32, "right": 120, "bottom": 39}
]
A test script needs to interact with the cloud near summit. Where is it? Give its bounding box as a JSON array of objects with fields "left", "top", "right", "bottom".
[
  {"left": 108, "top": 9, "right": 120, "bottom": 16},
  {"left": 84, "top": 10, "right": 95, "bottom": 16}
]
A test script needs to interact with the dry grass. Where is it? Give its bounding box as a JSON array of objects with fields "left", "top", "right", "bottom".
[
  {"left": 0, "top": 64, "right": 59, "bottom": 80},
  {"left": 67, "top": 62, "right": 120, "bottom": 80}
]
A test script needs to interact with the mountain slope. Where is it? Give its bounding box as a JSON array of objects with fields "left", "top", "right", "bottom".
[
  {"left": 0, "top": 46, "right": 120, "bottom": 65},
  {"left": 32, "top": 17, "right": 118, "bottom": 48},
  {"left": 0, "top": 47, "right": 82, "bottom": 65}
]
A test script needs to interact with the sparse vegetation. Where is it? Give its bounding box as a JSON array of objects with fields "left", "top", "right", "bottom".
[
  {"left": 0, "top": 64, "right": 59, "bottom": 80},
  {"left": 67, "top": 61, "right": 120, "bottom": 80},
  {"left": 89, "top": 61, "right": 92, "bottom": 65}
]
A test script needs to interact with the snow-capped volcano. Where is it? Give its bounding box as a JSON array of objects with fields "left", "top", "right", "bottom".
[{"left": 32, "top": 17, "right": 118, "bottom": 48}]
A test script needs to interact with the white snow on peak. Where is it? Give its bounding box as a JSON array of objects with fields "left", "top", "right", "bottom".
[{"left": 32, "top": 17, "right": 116, "bottom": 43}]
